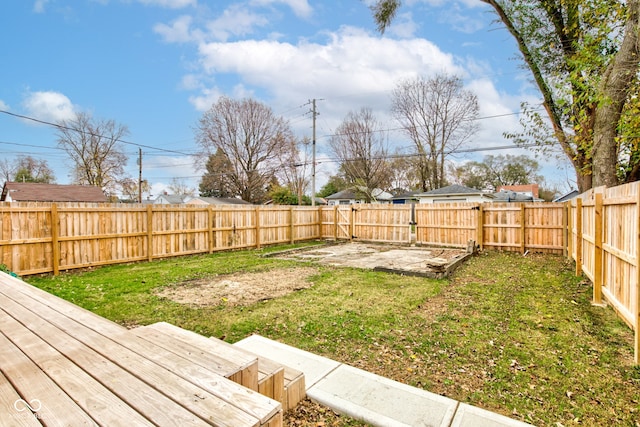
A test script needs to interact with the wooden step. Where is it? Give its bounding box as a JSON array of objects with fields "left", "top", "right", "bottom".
[
  {"left": 203, "top": 337, "right": 289, "bottom": 407},
  {"left": 230, "top": 340, "right": 306, "bottom": 412},
  {"left": 132, "top": 322, "right": 259, "bottom": 391}
]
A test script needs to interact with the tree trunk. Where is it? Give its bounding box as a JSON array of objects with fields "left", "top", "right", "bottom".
[{"left": 592, "top": 0, "right": 640, "bottom": 188}]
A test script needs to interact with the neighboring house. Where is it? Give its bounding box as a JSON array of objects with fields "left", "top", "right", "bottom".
[
  {"left": 0, "top": 182, "right": 107, "bottom": 203},
  {"left": 153, "top": 194, "right": 188, "bottom": 204},
  {"left": 553, "top": 190, "right": 580, "bottom": 202},
  {"left": 496, "top": 184, "right": 539, "bottom": 198},
  {"left": 415, "top": 184, "right": 495, "bottom": 204},
  {"left": 325, "top": 188, "right": 394, "bottom": 206},
  {"left": 492, "top": 189, "right": 543, "bottom": 203},
  {"left": 186, "top": 196, "right": 251, "bottom": 206},
  {"left": 391, "top": 191, "right": 420, "bottom": 205}
]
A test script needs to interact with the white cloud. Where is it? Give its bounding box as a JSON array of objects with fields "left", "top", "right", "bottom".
[
  {"left": 439, "top": 6, "right": 485, "bottom": 34},
  {"left": 22, "top": 91, "right": 76, "bottom": 123},
  {"left": 156, "top": 6, "right": 270, "bottom": 44},
  {"left": 386, "top": 12, "right": 419, "bottom": 38},
  {"left": 33, "top": 0, "right": 50, "bottom": 13},
  {"left": 250, "top": 0, "right": 313, "bottom": 18},
  {"left": 137, "top": 0, "right": 196, "bottom": 9},
  {"left": 0, "top": 100, "right": 9, "bottom": 111},
  {"left": 205, "top": 5, "right": 269, "bottom": 42},
  {"left": 192, "top": 26, "right": 462, "bottom": 133},
  {"left": 154, "top": 15, "right": 197, "bottom": 43}
]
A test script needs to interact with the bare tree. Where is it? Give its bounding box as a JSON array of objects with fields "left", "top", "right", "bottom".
[
  {"left": 373, "top": 0, "right": 640, "bottom": 191},
  {"left": 195, "top": 97, "right": 296, "bottom": 204},
  {"left": 14, "top": 156, "right": 56, "bottom": 183},
  {"left": 387, "top": 153, "right": 418, "bottom": 192},
  {"left": 120, "top": 178, "right": 150, "bottom": 202},
  {"left": 56, "top": 112, "right": 128, "bottom": 195},
  {"left": 276, "top": 136, "right": 311, "bottom": 205},
  {"left": 168, "top": 178, "right": 196, "bottom": 198},
  {"left": 0, "top": 156, "right": 55, "bottom": 184},
  {"left": 329, "top": 108, "right": 390, "bottom": 202},
  {"left": 391, "top": 74, "right": 480, "bottom": 191},
  {"left": 0, "top": 159, "right": 12, "bottom": 184}
]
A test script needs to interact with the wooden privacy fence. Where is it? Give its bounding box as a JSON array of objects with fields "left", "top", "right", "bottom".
[
  {"left": 0, "top": 201, "right": 568, "bottom": 277},
  {"left": 568, "top": 181, "right": 640, "bottom": 363},
  {"left": 0, "top": 203, "right": 323, "bottom": 276},
  {"left": 415, "top": 202, "right": 566, "bottom": 254}
]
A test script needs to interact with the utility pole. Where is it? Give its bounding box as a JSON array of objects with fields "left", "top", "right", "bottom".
[
  {"left": 138, "top": 148, "right": 142, "bottom": 204},
  {"left": 311, "top": 99, "right": 317, "bottom": 207}
]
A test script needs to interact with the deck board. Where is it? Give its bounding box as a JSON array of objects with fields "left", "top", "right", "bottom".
[
  {"left": 0, "top": 371, "right": 44, "bottom": 427},
  {"left": 0, "top": 271, "right": 282, "bottom": 426},
  {"left": 0, "top": 306, "right": 156, "bottom": 426},
  {"left": 0, "top": 324, "right": 97, "bottom": 426}
]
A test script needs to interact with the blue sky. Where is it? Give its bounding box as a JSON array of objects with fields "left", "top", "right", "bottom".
[{"left": 1, "top": 0, "right": 576, "bottom": 198}]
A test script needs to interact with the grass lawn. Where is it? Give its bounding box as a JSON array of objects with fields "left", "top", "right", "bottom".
[{"left": 26, "top": 244, "right": 640, "bottom": 426}]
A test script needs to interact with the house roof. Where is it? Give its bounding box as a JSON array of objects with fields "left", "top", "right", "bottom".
[
  {"left": 553, "top": 190, "right": 579, "bottom": 202},
  {"left": 493, "top": 190, "right": 536, "bottom": 202},
  {"left": 1, "top": 182, "right": 107, "bottom": 203},
  {"left": 154, "top": 194, "right": 187, "bottom": 204},
  {"left": 325, "top": 188, "right": 393, "bottom": 201},
  {"left": 187, "top": 196, "right": 251, "bottom": 205},
  {"left": 496, "top": 184, "right": 539, "bottom": 198},
  {"left": 391, "top": 191, "right": 420, "bottom": 200},
  {"left": 325, "top": 189, "right": 356, "bottom": 200},
  {"left": 416, "top": 184, "right": 493, "bottom": 197}
]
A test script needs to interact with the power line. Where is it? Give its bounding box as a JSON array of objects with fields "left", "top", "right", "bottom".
[{"left": 0, "top": 109, "right": 195, "bottom": 156}]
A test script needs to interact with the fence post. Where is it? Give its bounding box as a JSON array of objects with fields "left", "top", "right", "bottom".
[
  {"left": 350, "top": 206, "right": 355, "bottom": 241},
  {"left": 477, "top": 204, "right": 484, "bottom": 251},
  {"left": 255, "top": 206, "right": 261, "bottom": 249},
  {"left": 333, "top": 205, "right": 338, "bottom": 241},
  {"left": 290, "top": 207, "right": 295, "bottom": 244},
  {"left": 593, "top": 193, "right": 603, "bottom": 305},
  {"left": 563, "top": 202, "right": 569, "bottom": 258},
  {"left": 635, "top": 190, "right": 640, "bottom": 364},
  {"left": 208, "top": 206, "right": 214, "bottom": 254},
  {"left": 51, "top": 203, "right": 60, "bottom": 276},
  {"left": 575, "top": 197, "right": 583, "bottom": 276},
  {"left": 146, "top": 205, "right": 153, "bottom": 262},
  {"left": 520, "top": 204, "right": 526, "bottom": 254}
]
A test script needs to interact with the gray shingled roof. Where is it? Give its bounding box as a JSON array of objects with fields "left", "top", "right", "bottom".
[
  {"left": 191, "top": 196, "right": 251, "bottom": 205},
  {"left": 417, "top": 184, "right": 488, "bottom": 196},
  {"left": 1, "top": 182, "right": 107, "bottom": 202}
]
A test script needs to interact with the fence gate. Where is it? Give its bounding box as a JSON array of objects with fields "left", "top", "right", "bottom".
[{"left": 334, "top": 206, "right": 352, "bottom": 240}]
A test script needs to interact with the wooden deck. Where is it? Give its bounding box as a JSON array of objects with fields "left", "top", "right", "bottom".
[{"left": 0, "top": 271, "right": 283, "bottom": 426}]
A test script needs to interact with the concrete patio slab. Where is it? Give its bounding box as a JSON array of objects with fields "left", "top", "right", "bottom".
[
  {"left": 233, "top": 335, "right": 534, "bottom": 427},
  {"left": 451, "top": 403, "right": 534, "bottom": 427},
  {"left": 309, "top": 364, "right": 457, "bottom": 427}
]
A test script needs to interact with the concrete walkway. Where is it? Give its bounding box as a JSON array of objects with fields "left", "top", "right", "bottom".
[{"left": 234, "top": 335, "right": 534, "bottom": 427}]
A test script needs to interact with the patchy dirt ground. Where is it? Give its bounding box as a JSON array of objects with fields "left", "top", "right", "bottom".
[
  {"left": 272, "top": 242, "right": 470, "bottom": 277},
  {"left": 155, "top": 266, "right": 319, "bottom": 306},
  {"left": 156, "top": 244, "right": 470, "bottom": 308}
]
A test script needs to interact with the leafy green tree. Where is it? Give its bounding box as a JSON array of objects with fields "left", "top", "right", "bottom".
[
  {"left": 199, "top": 149, "right": 236, "bottom": 198},
  {"left": 317, "top": 175, "right": 349, "bottom": 198},
  {"left": 455, "top": 154, "right": 543, "bottom": 191},
  {"left": 371, "top": 0, "right": 640, "bottom": 191},
  {"left": 268, "top": 186, "right": 311, "bottom": 205}
]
